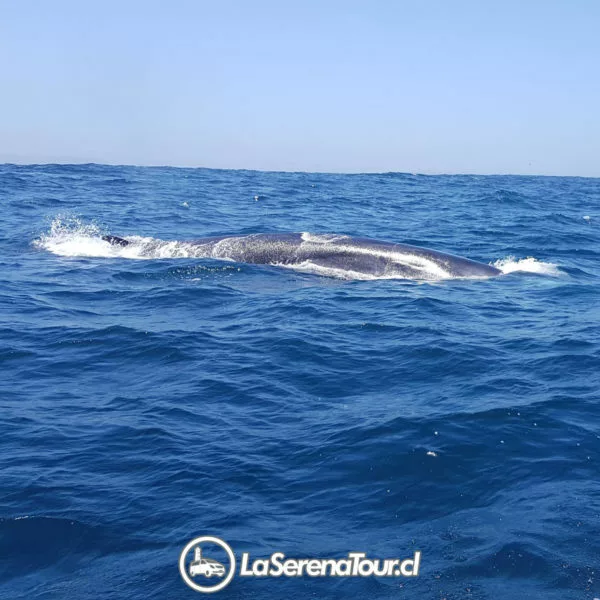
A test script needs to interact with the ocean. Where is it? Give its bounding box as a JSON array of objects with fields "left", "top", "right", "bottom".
[{"left": 1, "top": 163, "right": 599, "bottom": 599}]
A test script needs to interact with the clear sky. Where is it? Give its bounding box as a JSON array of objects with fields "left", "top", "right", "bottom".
[{"left": 1, "top": 0, "right": 599, "bottom": 175}]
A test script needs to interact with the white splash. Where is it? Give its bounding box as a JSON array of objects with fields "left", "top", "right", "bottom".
[
  {"left": 493, "top": 256, "right": 562, "bottom": 276},
  {"left": 33, "top": 217, "right": 204, "bottom": 260},
  {"left": 33, "top": 216, "right": 116, "bottom": 258}
]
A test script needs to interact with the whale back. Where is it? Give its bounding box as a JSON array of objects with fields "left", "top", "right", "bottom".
[{"left": 102, "top": 232, "right": 501, "bottom": 280}]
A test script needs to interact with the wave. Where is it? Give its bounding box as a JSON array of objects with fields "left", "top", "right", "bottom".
[
  {"left": 34, "top": 217, "right": 563, "bottom": 280},
  {"left": 493, "top": 256, "right": 562, "bottom": 276}
]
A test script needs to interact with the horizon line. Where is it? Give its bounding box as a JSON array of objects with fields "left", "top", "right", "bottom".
[{"left": 1, "top": 160, "right": 598, "bottom": 181}]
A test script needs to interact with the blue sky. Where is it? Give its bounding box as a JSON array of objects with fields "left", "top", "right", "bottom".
[{"left": 1, "top": 0, "right": 599, "bottom": 175}]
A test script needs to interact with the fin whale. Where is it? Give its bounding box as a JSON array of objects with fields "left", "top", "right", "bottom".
[{"left": 101, "top": 232, "right": 501, "bottom": 279}]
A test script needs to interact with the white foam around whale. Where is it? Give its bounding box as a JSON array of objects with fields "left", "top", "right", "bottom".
[{"left": 493, "top": 256, "right": 562, "bottom": 276}]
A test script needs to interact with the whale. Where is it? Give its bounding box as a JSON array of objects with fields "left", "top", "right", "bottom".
[{"left": 101, "top": 232, "right": 501, "bottom": 280}]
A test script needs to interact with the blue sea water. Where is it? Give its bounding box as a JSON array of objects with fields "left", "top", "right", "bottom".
[{"left": 1, "top": 163, "right": 599, "bottom": 599}]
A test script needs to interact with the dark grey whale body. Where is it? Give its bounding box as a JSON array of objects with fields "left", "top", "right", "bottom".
[{"left": 102, "top": 232, "right": 501, "bottom": 279}]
